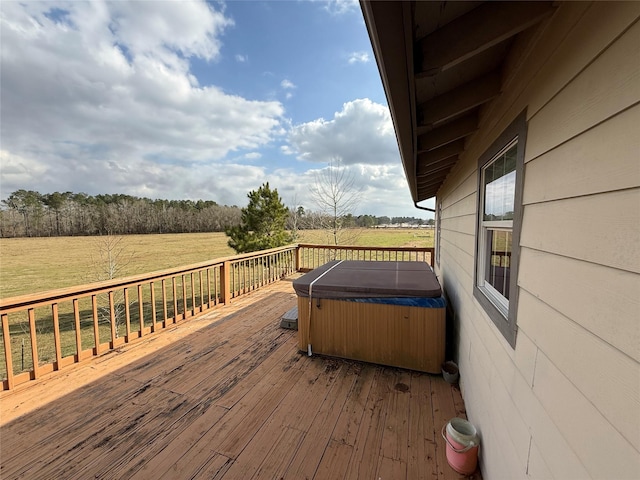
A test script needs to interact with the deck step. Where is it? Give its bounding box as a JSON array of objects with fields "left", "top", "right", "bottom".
[{"left": 280, "top": 306, "right": 298, "bottom": 330}]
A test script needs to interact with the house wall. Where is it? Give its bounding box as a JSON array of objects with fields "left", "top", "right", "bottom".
[{"left": 435, "top": 3, "right": 640, "bottom": 478}]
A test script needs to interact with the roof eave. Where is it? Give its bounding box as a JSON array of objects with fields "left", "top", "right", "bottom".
[{"left": 361, "top": 1, "right": 420, "bottom": 204}]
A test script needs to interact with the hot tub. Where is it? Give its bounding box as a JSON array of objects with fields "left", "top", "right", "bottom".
[{"left": 293, "top": 260, "right": 445, "bottom": 373}]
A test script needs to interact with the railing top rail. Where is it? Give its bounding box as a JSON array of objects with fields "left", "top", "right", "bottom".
[
  {"left": 0, "top": 244, "right": 297, "bottom": 311},
  {"left": 297, "top": 244, "right": 434, "bottom": 252}
]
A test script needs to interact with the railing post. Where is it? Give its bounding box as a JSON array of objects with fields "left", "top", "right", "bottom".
[{"left": 221, "top": 260, "right": 231, "bottom": 305}]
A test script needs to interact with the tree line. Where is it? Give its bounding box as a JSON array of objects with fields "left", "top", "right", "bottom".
[
  {"left": 0, "top": 189, "right": 432, "bottom": 238},
  {"left": 0, "top": 190, "right": 242, "bottom": 237}
]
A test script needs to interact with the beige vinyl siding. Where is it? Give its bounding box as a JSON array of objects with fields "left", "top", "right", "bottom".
[
  {"left": 523, "top": 105, "right": 640, "bottom": 203},
  {"left": 521, "top": 189, "right": 640, "bottom": 273},
  {"left": 436, "top": 2, "right": 640, "bottom": 478}
]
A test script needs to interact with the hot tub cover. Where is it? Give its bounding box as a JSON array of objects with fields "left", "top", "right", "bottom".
[{"left": 293, "top": 260, "right": 442, "bottom": 299}]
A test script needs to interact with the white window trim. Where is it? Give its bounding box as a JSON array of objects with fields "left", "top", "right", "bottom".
[
  {"left": 478, "top": 230, "right": 511, "bottom": 314},
  {"left": 476, "top": 138, "right": 517, "bottom": 316},
  {"left": 473, "top": 111, "right": 527, "bottom": 349}
]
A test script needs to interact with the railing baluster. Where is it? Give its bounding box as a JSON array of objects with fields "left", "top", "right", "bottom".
[
  {"left": 73, "top": 299, "right": 82, "bottom": 361},
  {"left": 51, "top": 303, "right": 62, "bottom": 370},
  {"left": 150, "top": 281, "right": 157, "bottom": 332},
  {"left": 2, "top": 313, "right": 14, "bottom": 389},
  {"left": 265, "top": 256, "right": 270, "bottom": 283},
  {"left": 181, "top": 275, "right": 187, "bottom": 319},
  {"left": 199, "top": 271, "right": 204, "bottom": 312},
  {"left": 213, "top": 267, "right": 219, "bottom": 305},
  {"left": 124, "top": 288, "right": 131, "bottom": 339},
  {"left": 92, "top": 295, "right": 100, "bottom": 355},
  {"left": 28, "top": 308, "right": 39, "bottom": 378},
  {"left": 161, "top": 280, "right": 168, "bottom": 326},
  {"left": 206, "top": 269, "right": 212, "bottom": 309},
  {"left": 172, "top": 277, "right": 178, "bottom": 323},
  {"left": 138, "top": 284, "right": 145, "bottom": 334},
  {"left": 232, "top": 262, "right": 237, "bottom": 296},
  {"left": 109, "top": 291, "right": 117, "bottom": 347},
  {"left": 190, "top": 273, "right": 196, "bottom": 316},
  {"left": 221, "top": 261, "right": 230, "bottom": 305}
]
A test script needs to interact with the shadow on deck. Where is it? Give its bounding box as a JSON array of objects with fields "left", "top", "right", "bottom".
[{"left": 0, "top": 280, "right": 480, "bottom": 479}]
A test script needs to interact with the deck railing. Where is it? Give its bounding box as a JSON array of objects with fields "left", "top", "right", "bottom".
[
  {"left": 0, "top": 243, "right": 433, "bottom": 391},
  {"left": 296, "top": 244, "right": 434, "bottom": 271}
]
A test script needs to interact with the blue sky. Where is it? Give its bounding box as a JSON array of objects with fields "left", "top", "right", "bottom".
[{"left": 0, "top": 0, "right": 433, "bottom": 218}]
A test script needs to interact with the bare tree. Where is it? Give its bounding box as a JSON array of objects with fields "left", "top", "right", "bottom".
[
  {"left": 87, "top": 234, "right": 135, "bottom": 338},
  {"left": 287, "top": 194, "right": 305, "bottom": 242},
  {"left": 310, "top": 158, "right": 362, "bottom": 245}
]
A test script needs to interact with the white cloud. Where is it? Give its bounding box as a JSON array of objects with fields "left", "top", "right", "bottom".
[
  {"left": 280, "top": 79, "right": 296, "bottom": 100},
  {"left": 235, "top": 54, "right": 248, "bottom": 62},
  {"left": 244, "top": 152, "right": 262, "bottom": 160},
  {"left": 322, "top": 0, "right": 359, "bottom": 16},
  {"left": 348, "top": 51, "right": 370, "bottom": 64},
  {"left": 0, "top": 0, "right": 284, "bottom": 196},
  {"left": 287, "top": 98, "right": 398, "bottom": 165},
  {"left": 106, "top": 1, "right": 233, "bottom": 61},
  {"left": 280, "top": 99, "right": 420, "bottom": 216}
]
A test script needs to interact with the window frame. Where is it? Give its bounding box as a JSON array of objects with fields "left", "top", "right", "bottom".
[{"left": 473, "top": 111, "right": 527, "bottom": 348}]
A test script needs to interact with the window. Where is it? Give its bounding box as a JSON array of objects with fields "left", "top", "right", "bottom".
[{"left": 473, "top": 112, "right": 526, "bottom": 347}]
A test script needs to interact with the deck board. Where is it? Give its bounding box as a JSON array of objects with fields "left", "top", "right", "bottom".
[{"left": 0, "top": 280, "right": 481, "bottom": 480}]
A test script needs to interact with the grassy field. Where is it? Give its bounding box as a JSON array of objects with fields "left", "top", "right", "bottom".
[{"left": 0, "top": 228, "right": 434, "bottom": 299}]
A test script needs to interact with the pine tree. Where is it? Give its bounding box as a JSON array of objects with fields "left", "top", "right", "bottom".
[{"left": 225, "top": 183, "right": 293, "bottom": 253}]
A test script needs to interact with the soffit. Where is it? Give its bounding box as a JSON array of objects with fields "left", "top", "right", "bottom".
[{"left": 361, "top": 1, "right": 555, "bottom": 204}]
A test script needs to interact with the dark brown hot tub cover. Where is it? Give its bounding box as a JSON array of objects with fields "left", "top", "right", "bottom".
[{"left": 293, "top": 260, "right": 441, "bottom": 299}]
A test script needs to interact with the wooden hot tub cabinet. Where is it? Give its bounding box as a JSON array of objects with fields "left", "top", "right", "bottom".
[{"left": 293, "top": 261, "right": 445, "bottom": 373}]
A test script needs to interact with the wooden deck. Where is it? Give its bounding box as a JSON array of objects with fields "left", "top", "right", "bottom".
[{"left": 0, "top": 280, "right": 480, "bottom": 480}]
